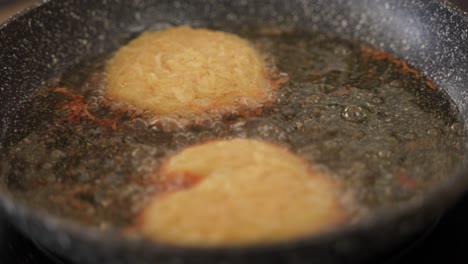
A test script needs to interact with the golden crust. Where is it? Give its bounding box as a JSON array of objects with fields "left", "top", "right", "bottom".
[
  {"left": 136, "top": 139, "right": 348, "bottom": 246},
  {"left": 106, "top": 26, "right": 280, "bottom": 117}
]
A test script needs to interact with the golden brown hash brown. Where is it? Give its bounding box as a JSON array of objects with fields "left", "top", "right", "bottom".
[
  {"left": 135, "top": 139, "right": 348, "bottom": 246},
  {"left": 106, "top": 26, "right": 283, "bottom": 118}
]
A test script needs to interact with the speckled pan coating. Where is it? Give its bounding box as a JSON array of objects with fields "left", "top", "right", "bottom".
[{"left": 1, "top": 0, "right": 468, "bottom": 263}]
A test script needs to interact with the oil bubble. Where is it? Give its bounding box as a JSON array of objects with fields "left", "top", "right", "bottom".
[
  {"left": 403, "top": 132, "right": 417, "bottom": 141},
  {"left": 427, "top": 128, "right": 442, "bottom": 137},
  {"left": 309, "top": 107, "right": 324, "bottom": 118},
  {"left": 304, "top": 94, "right": 325, "bottom": 104},
  {"left": 341, "top": 105, "right": 368, "bottom": 123},
  {"left": 244, "top": 118, "right": 287, "bottom": 142},
  {"left": 173, "top": 132, "right": 195, "bottom": 146},
  {"left": 450, "top": 123, "right": 465, "bottom": 137},
  {"left": 389, "top": 80, "right": 403, "bottom": 88},
  {"left": 149, "top": 116, "right": 186, "bottom": 132},
  {"left": 231, "top": 120, "right": 246, "bottom": 133},
  {"left": 377, "top": 150, "right": 392, "bottom": 159},
  {"left": 370, "top": 97, "right": 384, "bottom": 105}
]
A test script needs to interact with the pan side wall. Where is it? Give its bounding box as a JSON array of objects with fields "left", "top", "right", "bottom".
[{"left": 0, "top": 0, "right": 467, "bottom": 263}]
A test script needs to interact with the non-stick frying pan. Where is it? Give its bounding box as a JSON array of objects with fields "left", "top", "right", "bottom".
[{"left": 1, "top": 0, "right": 468, "bottom": 263}]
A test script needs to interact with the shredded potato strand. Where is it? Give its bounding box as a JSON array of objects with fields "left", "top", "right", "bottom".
[
  {"left": 138, "top": 139, "right": 347, "bottom": 246},
  {"left": 107, "top": 26, "right": 275, "bottom": 116}
]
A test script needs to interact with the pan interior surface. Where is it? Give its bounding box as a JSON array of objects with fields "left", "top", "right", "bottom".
[
  {"left": 0, "top": 0, "right": 468, "bottom": 263},
  {"left": 0, "top": 26, "right": 464, "bottom": 233}
]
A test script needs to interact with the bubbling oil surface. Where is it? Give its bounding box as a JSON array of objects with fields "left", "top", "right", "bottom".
[{"left": 0, "top": 29, "right": 465, "bottom": 230}]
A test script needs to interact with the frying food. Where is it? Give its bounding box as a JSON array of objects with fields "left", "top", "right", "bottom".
[
  {"left": 2, "top": 29, "right": 461, "bottom": 237},
  {"left": 106, "top": 26, "right": 282, "bottom": 118},
  {"left": 135, "top": 139, "right": 348, "bottom": 246}
]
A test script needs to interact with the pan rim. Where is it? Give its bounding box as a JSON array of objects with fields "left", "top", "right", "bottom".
[
  {"left": 0, "top": 0, "right": 467, "bottom": 258},
  {"left": 0, "top": 0, "right": 48, "bottom": 30}
]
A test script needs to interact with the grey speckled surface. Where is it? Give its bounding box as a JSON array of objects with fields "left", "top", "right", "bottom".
[{"left": 1, "top": 0, "right": 468, "bottom": 263}]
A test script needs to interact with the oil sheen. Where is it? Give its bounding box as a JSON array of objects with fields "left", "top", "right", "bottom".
[{"left": 0, "top": 29, "right": 465, "bottom": 230}]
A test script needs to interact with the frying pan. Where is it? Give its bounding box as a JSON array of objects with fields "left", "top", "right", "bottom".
[{"left": 1, "top": 0, "right": 468, "bottom": 263}]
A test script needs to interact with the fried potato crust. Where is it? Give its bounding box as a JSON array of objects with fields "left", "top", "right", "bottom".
[
  {"left": 106, "top": 26, "right": 280, "bottom": 117},
  {"left": 136, "top": 139, "right": 348, "bottom": 246}
]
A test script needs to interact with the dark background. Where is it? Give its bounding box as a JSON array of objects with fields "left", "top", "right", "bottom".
[
  {"left": 1, "top": 0, "right": 468, "bottom": 263},
  {"left": 449, "top": 0, "right": 468, "bottom": 10}
]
